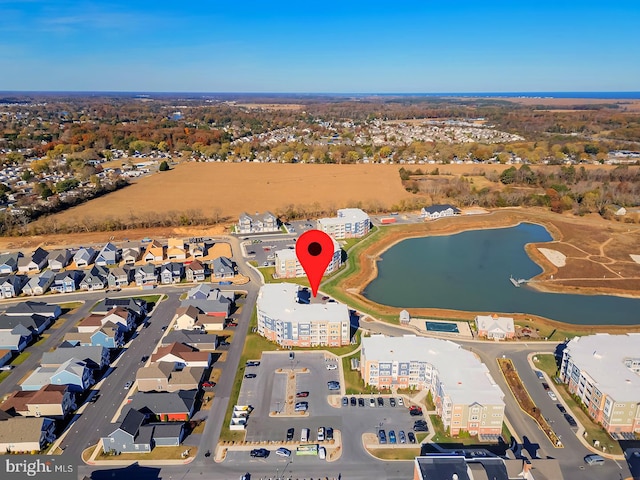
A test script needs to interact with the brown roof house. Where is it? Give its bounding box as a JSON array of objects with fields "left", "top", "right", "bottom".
[
  {"left": 0, "top": 384, "right": 76, "bottom": 419},
  {"left": 142, "top": 240, "right": 165, "bottom": 263},
  {"left": 136, "top": 363, "right": 205, "bottom": 393},
  {"left": 173, "top": 305, "right": 226, "bottom": 332},
  {"left": 0, "top": 416, "right": 56, "bottom": 453},
  {"left": 150, "top": 343, "right": 211, "bottom": 369},
  {"left": 166, "top": 238, "right": 187, "bottom": 260}
]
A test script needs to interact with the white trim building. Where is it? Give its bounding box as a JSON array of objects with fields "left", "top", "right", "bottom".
[
  {"left": 317, "top": 208, "right": 370, "bottom": 239},
  {"left": 256, "top": 283, "right": 350, "bottom": 347},
  {"left": 274, "top": 237, "right": 342, "bottom": 278},
  {"left": 475, "top": 314, "right": 515, "bottom": 340},
  {"left": 560, "top": 334, "right": 640, "bottom": 434},
  {"left": 361, "top": 335, "right": 505, "bottom": 436}
]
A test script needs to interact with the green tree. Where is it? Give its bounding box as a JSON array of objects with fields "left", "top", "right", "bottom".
[
  {"left": 158, "top": 160, "right": 170, "bottom": 171},
  {"left": 499, "top": 166, "right": 517, "bottom": 184}
]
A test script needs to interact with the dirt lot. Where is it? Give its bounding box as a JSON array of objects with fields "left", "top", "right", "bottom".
[
  {"left": 337, "top": 208, "right": 640, "bottom": 332},
  {"left": 39, "top": 163, "right": 414, "bottom": 228}
]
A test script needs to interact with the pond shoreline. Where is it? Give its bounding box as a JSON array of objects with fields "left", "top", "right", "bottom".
[{"left": 333, "top": 208, "right": 640, "bottom": 332}]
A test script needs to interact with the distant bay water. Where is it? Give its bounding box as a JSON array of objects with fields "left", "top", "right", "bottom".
[
  {"left": 362, "top": 223, "right": 640, "bottom": 325},
  {"left": 2, "top": 91, "right": 639, "bottom": 100}
]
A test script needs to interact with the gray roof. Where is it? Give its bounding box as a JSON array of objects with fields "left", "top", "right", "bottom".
[
  {"left": 162, "top": 330, "right": 218, "bottom": 348},
  {"left": 180, "top": 299, "right": 230, "bottom": 316},
  {"left": 0, "top": 313, "right": 50, "bottom": 332},
  {"left": 119, "top": 407, "right": 146, "bottom": 436},
  {"left": 148, "top": 422, "right": 183, "bottom": 439},
  {"left": 41, "top": 345, "right": 106, "bottom": 369},
  {"left": 123, "top": 390, "right": 197, "bottom": 419},
  {"left": 416, "top": 455, "right": 471, "bottom": 480},
  {"left": 0, "top": 252, "right": 20, "bottom": 269},
  {"left": 31, "top": 247, "right": 49, "bottom": 265},
  {"left": 93, "top": 297, "right": 146, "bottom": 318},
  {"left": 4, "top": 301, "right": 61, "bottom": 318},
  {"left": 73, "top": 247, "right": 96, "bottom": 264},
  {"left": 212, "top": 256, "right": 234, "bottom": 274},
  {"left": 423, "top": 204, "right": 461, "bottom": 214},
  {"left": 25, "top": 270, "right": 55, "bottom": 289}
]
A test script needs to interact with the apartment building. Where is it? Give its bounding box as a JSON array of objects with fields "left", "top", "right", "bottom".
[
  {"left": 274, "top": 237, "right": 342, "bottom": 278},
  {"left": 237, "top": 211, "right": 279, "bottom": 234},
  {"left": 361, "top": 335, "right": 505, "bottom": 436},
  {"left": 560, "top": 334, "right": 640, "bottom": 434},
  {"left": 317, "top": 208, "right": 370, "bottom": 239},
  {"left": 256, "top": 283, "right": 350, "bottom": 347}
]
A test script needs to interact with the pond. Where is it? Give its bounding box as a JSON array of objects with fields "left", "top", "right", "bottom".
[{"left": 362, "top": 223, "right": 640, "bottom": 325}]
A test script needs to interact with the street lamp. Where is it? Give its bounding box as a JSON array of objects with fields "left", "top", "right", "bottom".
[{"left": 275, "top": 458, "right": 293, "bottom": 480}]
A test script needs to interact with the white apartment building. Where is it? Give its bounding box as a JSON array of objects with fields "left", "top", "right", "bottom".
[
  {"left": 274, "top": 237, "right": 342, "bottom": 278},
  {"left": 317, "top": 208, "right": 370, "bottom": 239},
  {"left": 560, "top": 334, "right": 640, "bottom": 434},
  {"left": 256, "top": 283, "right": 350, "bottom": 347},
  {"left": 361, "top": 335, "right": 505, "bottom": 436}
]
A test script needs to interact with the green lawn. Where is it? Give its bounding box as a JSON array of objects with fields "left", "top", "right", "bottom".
[
  {"left": 368, "top": 447, "right": 421, "bottom": 460},
  {"left": 32, "top": 334, "right": 50, "bottom": 347},
  {"left": 0, "top": 371, "right": 11, "bottom": 384},
  {"left": 342, "top": 353, "right": 367, "bottom": 394},
  {"left": 535, "top": 353, "right": 622, "bottom": 455},
  {"left": 12, "top": 351, "right": 31, "bottom": 365},
  {"left": 57, "top": 301, "right": 83, "bottom": 311},
  {"left": 429, "top": 414, "right": 501, "bottom": 446}
]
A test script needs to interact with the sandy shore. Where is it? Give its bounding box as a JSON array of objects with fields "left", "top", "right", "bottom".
[{"left": 538, "top": 248, "right": 566, "bottom": 267}]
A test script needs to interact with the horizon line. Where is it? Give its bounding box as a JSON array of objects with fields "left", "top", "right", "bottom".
[{"left": 1, "top": 90, "right": 640, "bottom": 97}]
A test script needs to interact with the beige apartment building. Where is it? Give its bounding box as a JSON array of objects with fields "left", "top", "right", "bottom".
[
  {"left": 274, "top": 237, "right": 341, "bottom": 278},
  {"left": 317, "top": 208, "right": 370, "bottom": 239},
  {"left": 361, "top": 335, "right": 505, "bottom": 436},
  {"left": 256, "top": 283, "right": 350, "bottom": 347},
  {"left": 560, "top": 333, "right": 640, "bottom": 434}
]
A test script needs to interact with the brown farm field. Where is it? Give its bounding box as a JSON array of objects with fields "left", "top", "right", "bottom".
[{"left": 42, "top": 163, "right": 414, "bottom": 227}]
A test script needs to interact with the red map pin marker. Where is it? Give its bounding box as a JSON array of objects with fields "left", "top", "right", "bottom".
[{"left": 296, "top": 229, "right": 334, "bottom": 297}]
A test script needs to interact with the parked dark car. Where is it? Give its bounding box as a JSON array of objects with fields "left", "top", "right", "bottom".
[
  {"left": 249, "top": 448, "right": 269, "bottom": 458},
  {"left": 342, "top": 397, "right": 348, "bottom": 406},
  {"left": 407, "top": 432, "right": 417, "bottom": 443},
  {"left": 388, "top": 430, "right": 397, "bottom": 444},
  {"left": 286, "top": 428, "right": 294, "bottom": 441},
  {"left": 413, "top": 420, "right": 428, "bottom": 432},
  {"left": 564, "top": 413, "right": 577, "bottom": 427},
  {"left": 409, "top": 405, "right": 423, "bottom": 416},
  {"left": 358, "top": 398, "right": 365, "bottom": 407},
  {"left": 246, "top": 361, "right": 260, "bottom": 367},
  {"left": 542, "top": 382, "right": 550, "bottom": 391},
  {"left": 326, "top": 427, "right": 334, "bottom": 440},
  {"left": 556, "top": 404, "right": 567, "bottom": 413},
  {"left": 390, "top": 397, "right": 396, "bottom": 407},
  {"left": 378, "top": 429, "right": 387, "bottom": 444},
  {"left": 296, "top": 391, "right": 309, "bottom": 398},
  {"left": 350, "top": 396, "right": 356, "bottom": 406},
  {"left": 377, "top": 397, "right": 384, "bottom": 407},
  {"left": 244, "top": 373, "right": 257, "bottom": 379}
]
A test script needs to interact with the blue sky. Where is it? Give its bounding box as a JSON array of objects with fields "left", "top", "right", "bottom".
[{"left": 0, "top": 0, "right": 638, "bottom": 92}]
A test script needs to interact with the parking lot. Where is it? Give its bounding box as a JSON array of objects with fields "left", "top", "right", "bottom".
[
  {"left": 244, "top": 237, "right": 298, "bottom": 267},
  {"left": 236, "top": 350, "right": 427, "bottom": 454}
]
